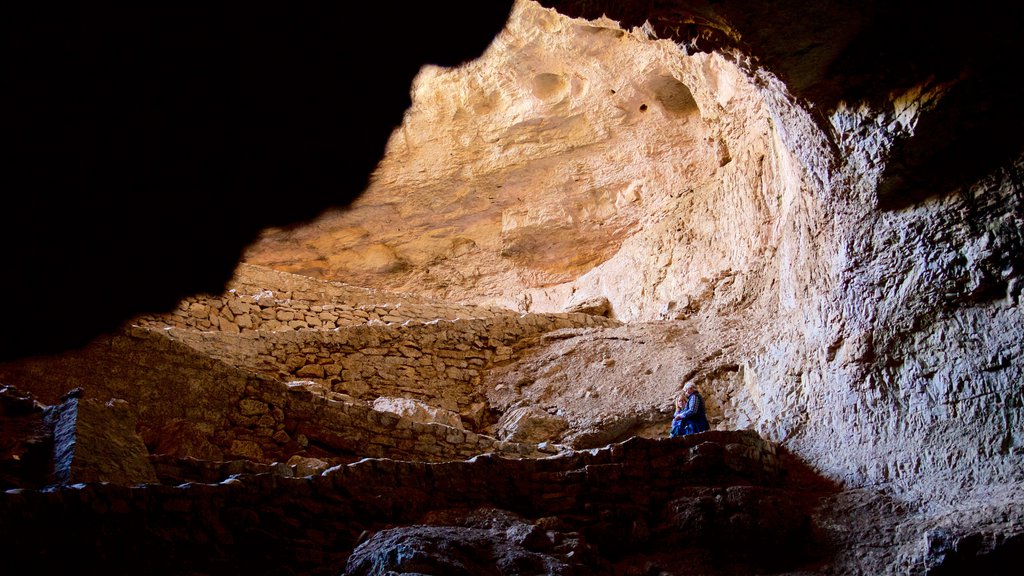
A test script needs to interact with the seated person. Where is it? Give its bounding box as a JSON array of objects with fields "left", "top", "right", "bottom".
[{"left": 670, "top": 382, "right": 710, "bottom": 438}]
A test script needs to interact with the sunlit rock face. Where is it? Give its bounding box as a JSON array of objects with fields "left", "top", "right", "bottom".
[
  {"left": 244, "top": 0, "right": 775, "bottom": 322},
  {"left": 3, "top": 0, "right": 1021, "bottom": 573},
  {"left": 244, "top": 0, "right": 1024, "bottom": 516},
  {"left": 1, "top": 2, "right": 518, "bottom": 362}
]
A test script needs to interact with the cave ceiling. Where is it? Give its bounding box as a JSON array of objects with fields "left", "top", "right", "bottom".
[
  {"left": 3, "top": 0, "right": 1023, "bottom": 360},
  {"left": 538, "top": 0, "right": 1024, "bottom": 208}
]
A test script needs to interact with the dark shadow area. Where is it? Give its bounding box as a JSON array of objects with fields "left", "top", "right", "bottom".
[
  {"left": 819, "top": 3, "right": 1024, "bottom": 209},
  {"left": 876, "top": 70, "right": 1024, "bottom": 210},
  {"left": 926, "top": 531, "right": 1024, "bottom": 576},
  {"left": 2, "top": 1, "right": 515, "bottom": 362},
  {"left": 540, "top": 1, "right": 1024, "bottom": 212}
]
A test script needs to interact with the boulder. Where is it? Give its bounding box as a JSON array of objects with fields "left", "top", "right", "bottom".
[
  {"left": 496, "top": 406, "right": 568, "bottom": 444},
  {"left": 373, "top": 397, "right": 464, "bottom": 430}
]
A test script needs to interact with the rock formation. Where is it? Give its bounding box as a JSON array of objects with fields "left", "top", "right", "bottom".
[
  {"left": 1, "top": 1, "right": 516, "bottom": 361},
  {"left": 2, "top": 1, "right": 1022, "bottom": 574}
]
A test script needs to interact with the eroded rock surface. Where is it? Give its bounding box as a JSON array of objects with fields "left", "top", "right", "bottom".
[
  {"left": 2, "top": 0, "right": 1023, "bottom": 574},
  {"left": 1, "top": 423, "right": 811, "bottom": 575}
]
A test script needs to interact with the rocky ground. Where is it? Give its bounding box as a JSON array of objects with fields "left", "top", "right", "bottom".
[
  {"left": 1, "top": 266, "right": 1019, "bottom": 574},
  {"left": 3, "top": 0, "right": 1022, "bottom": 573},
  {"left": 482, "top": 319, "right": 751, "bottom": 448}
]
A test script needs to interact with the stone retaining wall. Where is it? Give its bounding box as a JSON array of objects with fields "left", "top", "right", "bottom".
[
  {"left": 134, "top": 263, "right": 528, "bottom": 332},
  {"left": 1, "top": 255, "right": 622, "bottom": 470},
  {"left": 0, "top": 330, "right": 558, "bottom": 468},
  {"left": 222, "top": 377, "right": 554, "bottom": 464},
  {"left": 164, "top": 313, "right": 620, "bottom": 415},
  {"left": 0, "top": 432, "right": 788, "bottom": 575}
]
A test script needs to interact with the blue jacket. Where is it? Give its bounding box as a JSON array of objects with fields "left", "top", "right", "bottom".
[{"left": 670, "top": 392, "right": 710, "bottom": 437}]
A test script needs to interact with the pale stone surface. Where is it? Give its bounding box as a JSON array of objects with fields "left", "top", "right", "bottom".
[
  {"left": 286, "top": 455, "right": 330, "bottom": 477},
  {"left": 237, "top": 0, "right": 1023, "bottom": 520},
  {"left": 495, "top": 405, "right": 568, "bottom": 443},
  {"left": 0, "top": 1, "right": 1021, "bottom": 573},
  {"left": 373, "top": 396, "right": 464, "bottom": 430},
  {"left": 563, "top": 295, "right": 613, "bottom": 317}
]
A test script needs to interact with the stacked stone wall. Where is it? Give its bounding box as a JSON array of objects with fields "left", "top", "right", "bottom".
[
  {"left": 134, "top": 263, "right": 525, "bottom": 333},
  {"left": 221, "top": 376, "right": 553, "bottom": 465},
  {"left": 0, "top": 432, "right": 789, "bottom": 575},
  {"left": 0, "top": 256, "right": 623, "bottom": 470},
  {"left": 164, "top": 313, "right": 620, "bottom": 414},
  {"left": 0, "top": 329, "right": 563, "bottom": 468}
]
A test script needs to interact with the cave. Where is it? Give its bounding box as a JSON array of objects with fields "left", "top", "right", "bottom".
[{"left": 2, "top": 1, "right": 1022, "bottom": 575}]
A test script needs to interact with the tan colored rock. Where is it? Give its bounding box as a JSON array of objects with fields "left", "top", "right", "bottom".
[
  {"left": 286, "top": 455, "right": 330, "bottom": 477},
  {"left": 563, "top": 295, "right": 612, "bottom": 317},
  {"left": 373, "top": 397, "right": 464, "bottom": 430},
  {"left": 243, "top": 0, "right": 729, "bottom": 318},
  {"left": 228, "top": 440, "right": 264, "bottom": 461},
  {"left": 142, "top": 418, "right": 225, "bottom": 461},
  {"left": 496, "top": 406, "right": 568, "bottom": 443},
  {"left": 48, "top": 394, "right": 158, "bottom": 486}
]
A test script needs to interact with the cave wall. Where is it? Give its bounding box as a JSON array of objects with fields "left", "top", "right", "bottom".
[
  {"left": 242, "top": 0, "right": 1024, "bottom": 506},
  {"left": 0, "top": 325, "right": 563, "bottom": 466},
  {"left": 675, "top": 31, "right": 1024, "bottom": 503},
  {"left": 748, "top": 108, "right": 1024, "bottom": 502},
  {"left": 3, "top": 0, "right": 1021, "bottom": 530}
]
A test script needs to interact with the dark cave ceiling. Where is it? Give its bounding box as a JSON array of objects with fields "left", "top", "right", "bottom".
[{"left": 3, "top": 0, "right": 1022, "bottom": 361}]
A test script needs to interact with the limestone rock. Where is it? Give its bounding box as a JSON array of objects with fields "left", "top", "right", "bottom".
[
  {"left": 346, "top": 508, "right": 606, "bottom": 575},
  {"left": 46, "top": 394, "right": 158, "bottom": 486},
  {"left": 373, "top": 396, "right": 465, "bottom": 430},
  {"left": 286, "top": 455, "right": 330, "bottom": 477},
  {"left": 563, "top": 295, "right": 613, "bottom": 318},
  {"left": 496, "top": 406, "right": 568, "bottom": 443}
]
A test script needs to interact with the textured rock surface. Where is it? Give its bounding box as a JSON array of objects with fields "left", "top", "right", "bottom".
[
  {"left": 245, "top": 0, "right": 745, "bottom": 318},
  {"left": 2, "top": 0, "right": 1023, "bottom": 574},
  {"left": 0, "top": 430, "right": 804, "bottom": 575},
  {"left": 243, "top": 0, "right": 1024, "bottom": 532},
  {"left": 46, "top": 392, "right": 158, "bottom": 486},
  {"left": 0, "top": 386, "right": 51, "bottom": 490},
  {"left": 344, "top": 509, "right": 608, "bottom": 576},
  {"left": 1, "top": 1, "right": 517, "bottom": 361}
]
